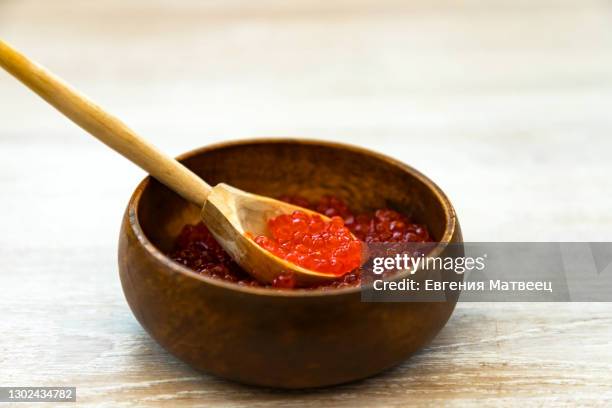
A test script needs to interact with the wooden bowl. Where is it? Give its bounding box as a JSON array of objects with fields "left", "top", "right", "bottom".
[{"left": 118, "top": 139, "right": 463, "bottom": 389}]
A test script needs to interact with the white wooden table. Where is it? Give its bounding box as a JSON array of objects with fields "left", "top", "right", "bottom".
[{"left": 1, "top": 1, "right": 611, "bottom": 406}]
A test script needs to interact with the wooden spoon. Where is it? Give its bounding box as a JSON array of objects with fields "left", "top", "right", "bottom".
[{"left": 0, "top": 39, "right": 346, "bottom": 287}]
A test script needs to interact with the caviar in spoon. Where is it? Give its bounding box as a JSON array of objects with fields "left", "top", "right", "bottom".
[{"left": 252, "top": 211, "right": 363, "bottom": 276}]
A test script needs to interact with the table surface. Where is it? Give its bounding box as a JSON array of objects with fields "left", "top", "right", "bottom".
[{"left": 1, "top": 0, "right": 612, "bottom": 406}]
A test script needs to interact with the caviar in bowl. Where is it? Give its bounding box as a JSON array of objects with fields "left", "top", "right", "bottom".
[
  {"left": 170, "top": 194, "right": 432, "bottom": 289},
  {"left": 118, "top": 139, "right": 463, "bottom": 388}
]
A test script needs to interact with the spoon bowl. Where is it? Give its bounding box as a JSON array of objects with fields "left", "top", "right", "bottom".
[{"left": 203, "top": 183, "right": 344, "bottom": 286}]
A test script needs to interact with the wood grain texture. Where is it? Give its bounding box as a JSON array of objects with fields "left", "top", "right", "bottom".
[{"left": 1, "top": 0, "right": 611, "bottom": 406}]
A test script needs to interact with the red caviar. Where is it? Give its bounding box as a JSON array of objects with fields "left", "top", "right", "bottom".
[
  {"left": 169, "top": 195, "right": 431, "bottom": 289},
  {"left": 252, "top": 212, "right": 362, "bottom": 276}
]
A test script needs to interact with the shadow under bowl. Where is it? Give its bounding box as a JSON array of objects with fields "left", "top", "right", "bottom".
[{"left": 118, "top": 138, "right": 463, "bottom": 389}]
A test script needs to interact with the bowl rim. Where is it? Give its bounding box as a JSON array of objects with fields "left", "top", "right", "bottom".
[{"left": 126, "top": 137, "right": 458, "bottom": 297}]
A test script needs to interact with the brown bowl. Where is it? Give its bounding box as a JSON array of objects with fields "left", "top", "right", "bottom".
[{"left": 118, "top": 139, "right": 463, "bottom": 389}]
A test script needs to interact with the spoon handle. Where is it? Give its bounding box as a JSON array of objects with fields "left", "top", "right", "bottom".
[{"left": 0, "top": 39, "right": 211, "bottom": 207}]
